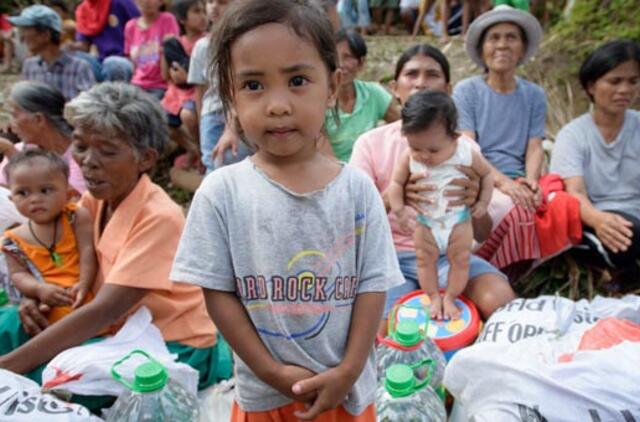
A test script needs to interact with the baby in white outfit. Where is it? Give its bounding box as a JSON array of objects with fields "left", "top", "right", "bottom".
[{"left": 389, "top": 91, "right": 493, "bottom": 320}]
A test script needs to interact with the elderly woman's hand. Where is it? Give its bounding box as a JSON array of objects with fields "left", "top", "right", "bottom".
[
  {"left": 497, "top": 177, "right": 538, "bottom": 210},
  {"left": 594, "top": 212, "right": 634, "bottom": 253},
  {"left": 18, "top": 298, "right": 49, "bottom": 336}
]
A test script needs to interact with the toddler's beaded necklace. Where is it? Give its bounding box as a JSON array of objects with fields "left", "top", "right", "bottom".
[{"left": 28, "top": 214, "right": 63, "bottom": 267}]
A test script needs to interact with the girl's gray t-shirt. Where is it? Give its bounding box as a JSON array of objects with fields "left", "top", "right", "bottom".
[
  {"left": 550, "top": 110, "right": 640, "bottom": 221},
  {"left": 171, "top": 159, "right": 403, "bottom": 414}
]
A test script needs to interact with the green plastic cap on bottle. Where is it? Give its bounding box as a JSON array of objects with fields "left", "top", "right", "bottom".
[
  {"left": 384, "top": 364, "right": 416, "bottom": 398},
  {"left": 0, "top": 288, "right": 8, "bottom": 306},
  {"left": 392, "top": 320, "right": 423, "bottom": 347},
  {"left": 112, "top": 350, "right": 169, "bottom": 393},
  {"left": 133, "top": 360, "right": 168, "bottom": 393}
]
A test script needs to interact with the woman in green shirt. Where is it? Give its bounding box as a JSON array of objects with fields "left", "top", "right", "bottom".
[{"left": 326, "top": 29, "right": 400, "bottom": 161}]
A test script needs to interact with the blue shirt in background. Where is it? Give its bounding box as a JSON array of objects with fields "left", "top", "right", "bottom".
[{"left": 453, "top": 75, "right": 546, "bottom": 177}]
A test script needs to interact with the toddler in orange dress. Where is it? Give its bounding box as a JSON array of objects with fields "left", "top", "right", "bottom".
[{"left": 2, "top": 149, "right": 97, "bottom": 324}]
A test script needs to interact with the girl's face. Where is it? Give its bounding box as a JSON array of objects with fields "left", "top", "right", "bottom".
[
  {"left": 185, "top": 1, "right": 207, "bottom": 34},
  {"left": 336, "top": 40, "right": 363, "bottom": 87},
  {"left": 392, "top": 54, "right": 449, "bottom": 105},
  {"left": 588, "top": 60, "right": 640, "bottom": 115},
  {"left": 9, "top": 161, "right": 69, "bottom": 225},
  {"left": 481, "top": 22, "right": 525, "bottom": 74},
  {"left": 206, "top": 0, "right": 230, "bottom": 24},
  {"left": 406, "top": 123, "right": 456, "bottom": 167},
  {"left": 230, "top": 23, "right": 338, "bottom": 161},
  {"left": 135, "top": 0, "right": 163, "bottom": 17}
]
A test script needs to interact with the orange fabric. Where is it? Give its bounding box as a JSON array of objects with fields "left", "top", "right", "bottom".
[
  {"left": 230, "top": 401, "right": 376, "bottom": 422},
  {"left": 559, "top": 318, "right": 640, "bottom": 363},
  {"left": 79, "top": 174, "right": 216, "bottom": 348},
  {"left": 4, "top": 203, "right": 93, "bottom": 324},
  {"left": 534, "top": 174, "right": 582, "bottom": 257}
]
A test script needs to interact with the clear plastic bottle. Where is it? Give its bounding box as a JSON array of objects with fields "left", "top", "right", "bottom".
[
  {"left": 376, "top": 361, "right": 446, "bottom": 422},
  {"left": 377, "top": 319, "right": 446, "bottom": 389},
  {"left": 106, "top": 350, "right": 200, "bottom": 422}
]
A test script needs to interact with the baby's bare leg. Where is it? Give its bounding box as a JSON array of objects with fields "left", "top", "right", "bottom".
[
  {"left": 443, "top": 219, "right": 473, "bottom": 320},
  {"left": 414, "top": 224, "right": 442, "bottom": 320}
]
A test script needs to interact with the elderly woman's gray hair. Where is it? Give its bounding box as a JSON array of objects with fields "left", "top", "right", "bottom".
[
  {"left": 64, "top": 82, "right": 168, "bottom": 154},
  {"left": 10, "top": 80, "right": 72, "bottom": 136}
]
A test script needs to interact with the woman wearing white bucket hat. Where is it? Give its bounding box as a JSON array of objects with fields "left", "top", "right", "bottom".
[{"left": 453, "top": 5, "right": 545, "bottom": 213}]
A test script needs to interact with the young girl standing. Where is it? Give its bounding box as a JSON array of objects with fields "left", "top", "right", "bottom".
[
  {"left": 170, "top": 0, "right": 402, "bottom": 420},
  {"left": 125, "top": 0, "right": 179, "bottom": 100},
  {"left": 161, "top": 0, "right": 207, "bottom": 170}
]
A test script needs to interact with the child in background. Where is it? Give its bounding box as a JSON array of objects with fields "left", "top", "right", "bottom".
[
  {"left": 162, "top": 0, "right": 206, "bottom": 171},
  {"left": 2, "top": 150, "right": 97, "bottom": 324},
  {"left": 370, "top": 0, "right": 397, "bottom": 35},
  {"left": 171, "top": 0, "right": 402, "bottom": 420},
  {"left": 187, "top": 0, "right": 248, "bottom": 174},
  {"left": 388, "top": 91, "right": 493, "bottom": 321},
  {"left": 125, "top": 0, "right": 179, "bottom": 100}
]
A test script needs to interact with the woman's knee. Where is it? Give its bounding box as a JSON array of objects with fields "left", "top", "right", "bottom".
[{"left": 466, "top": 274, "right": 516, "bottom": 319}]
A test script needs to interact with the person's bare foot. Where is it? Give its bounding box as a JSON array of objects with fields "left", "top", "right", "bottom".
[
  {"left": 442, "top": 293, "right": 461, "bottom": 320},
  {"left": 429, "top": 294, "right": 443, "bottom": 321}
]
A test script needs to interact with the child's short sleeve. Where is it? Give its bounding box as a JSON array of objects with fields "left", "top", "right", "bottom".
[
  {"left": 170, "top": 176, "right": 235, "bottom": 292},
  {"left": 163, "top": 12, "right": 180, "bottom": 38},
  {"left": 187, "top": 38, "right": 208, "bottom": 85},
  {"left": 355, "top": 176, "right": 404, "bottom": 294}
]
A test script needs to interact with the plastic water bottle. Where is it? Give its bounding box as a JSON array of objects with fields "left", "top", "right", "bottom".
[
  {"left": 377, "top": 319, "right": 446, "bottom": 389},
  {"left": 106, "top": 350, "right": 200, "bottom": 422},
  {"left": 376, "top": 360, "right": 446, "bottom": 422}
]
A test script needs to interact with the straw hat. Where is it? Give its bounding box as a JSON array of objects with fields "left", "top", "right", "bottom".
[{"left": 465, "top": 5, "right": 543, "bottom": 68}]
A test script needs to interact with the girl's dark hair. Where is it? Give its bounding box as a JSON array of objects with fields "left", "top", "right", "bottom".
[
  {"left": 210, "top": 0, "right": 337, "bottom": 119},
  {"left": 579, "top": 39, "right": 640, "bottom": 102},
  {"left": 172, "top": 0, "right": 202, "bottom": 33},
  {"left": 401, "top": 90, "right": 457, "bottom": 137},
  {"left": 394, "top": 44, "right": 450, "bottom": 83},
  {"left": 10, "top": 80, "right": 72, "bottom": 136},
  {"left": 5, "top": 149, "right": 69, "bottom": 184},
  {"left": 335, "top": 29, "right": 367, "bottom": 61}
]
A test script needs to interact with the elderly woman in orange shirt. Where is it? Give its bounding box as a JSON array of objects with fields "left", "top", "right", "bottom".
[{"left": 0, "top": 83, "right": 230, "bottom": 397}]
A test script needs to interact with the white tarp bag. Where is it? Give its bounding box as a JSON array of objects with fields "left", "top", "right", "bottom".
[
  {"left": 0, "top": 369, "right": 103, "bottom": 421},
  {"left": 444, "top": 339, "right": 640, "bottom": 421},
  {"left": 475, "top": 295, "right": 640, "bottom": 346},
  {"left": 41, "top": 307, "right": 199, "bottom": 397}
]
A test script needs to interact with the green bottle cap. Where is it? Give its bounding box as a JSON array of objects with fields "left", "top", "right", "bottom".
[
  {"left": 133, "top": 361, "right": 168, "bottom": 392},
  {"left": 0, "top": 289, "right": 8, "bottom": 306},
  {"left": 384, "top": 364, "right": 416, "bottom": 398},
  {"left": 393, "top": 320, "right": 422, "bottom": 347}
]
